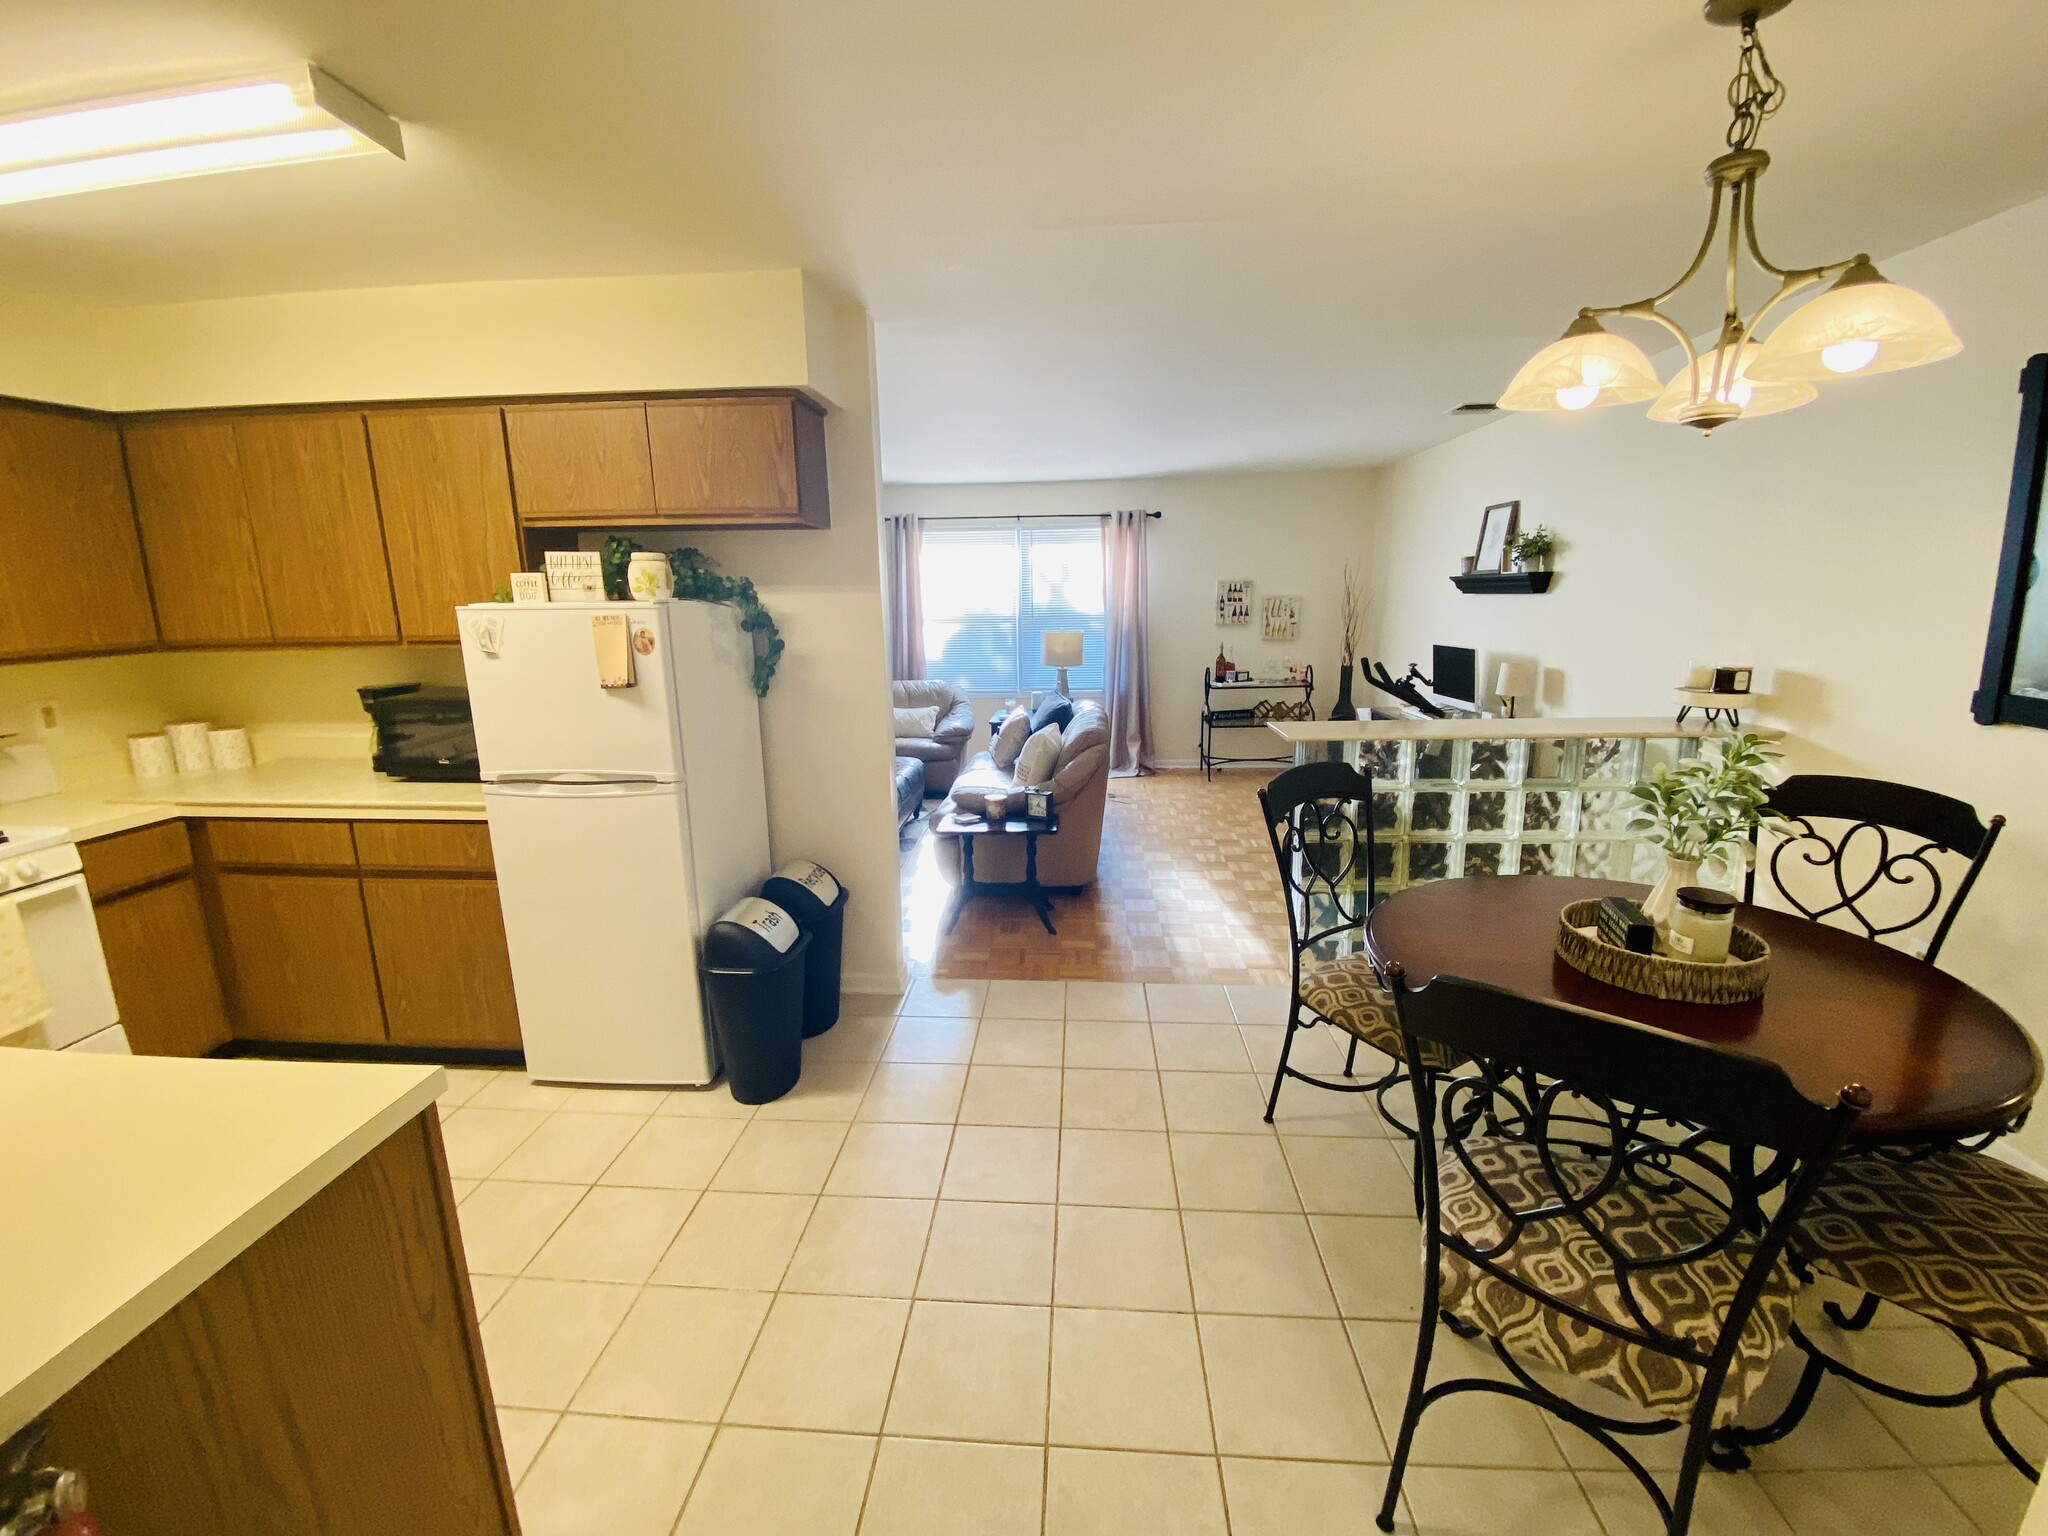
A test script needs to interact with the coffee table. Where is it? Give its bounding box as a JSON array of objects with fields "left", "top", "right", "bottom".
[{"left": 934, "top": 808, "right": 1060, "bottom": 935}]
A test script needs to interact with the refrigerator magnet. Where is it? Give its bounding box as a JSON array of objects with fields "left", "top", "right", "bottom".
[
  {"left": 631, "top": 623, "right": 657, "bottom": 657},
  {"left": 591, "top": 612, "right": 636, "bottom": 688}
]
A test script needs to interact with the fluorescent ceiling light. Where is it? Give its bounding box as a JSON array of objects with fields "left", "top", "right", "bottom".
[{"left": 0, "top": 66, "right": 402, "bottom": 206}]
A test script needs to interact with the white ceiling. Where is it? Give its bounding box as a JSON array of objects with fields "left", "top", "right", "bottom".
[{"left": 2, "top": 1, "right": 2046, "bottom": 481}]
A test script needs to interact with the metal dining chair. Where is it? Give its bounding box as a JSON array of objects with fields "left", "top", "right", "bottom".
[
  {"left": 1257, "top": 760, "right": 1457, "bottom": 1132},
  {"left": 1719, "top": 773, "right": 2041, "bottom": 1474},
  {"left": 1746, "top": 773, "right": 2004, "bottom": 962},
  {"left": 1374, "top": 966, "right": 1870, "bottom": 1536}
]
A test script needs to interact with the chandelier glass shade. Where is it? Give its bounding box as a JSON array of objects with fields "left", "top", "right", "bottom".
[{"left": 1499, "top": 3, "right": 1960, "bottom": 432}]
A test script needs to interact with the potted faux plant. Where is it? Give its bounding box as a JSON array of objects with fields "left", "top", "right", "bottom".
[
  {"left": 1508, "top": 524, "right": 1556, "bottom": 572},
  {"left": 1626, "top": 731, "right": 1789, "bottom": 929}
]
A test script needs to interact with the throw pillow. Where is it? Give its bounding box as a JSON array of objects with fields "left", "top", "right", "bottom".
[
  {"left": 990, "top": 710, "right": 1032, "bottom": 770},
  {"left": 1014, "top": 723, "right": 1064, "bottom": 788},
  {"left": 1028, "top": 694, "right": 1074, "bottom": 735},
  {"left": 892, "top": 705, "right": 941, "bottom": 738}
]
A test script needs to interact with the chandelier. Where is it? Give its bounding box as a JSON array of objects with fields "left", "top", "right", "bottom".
[{"left": 1499, "top": 0, "right": 1962, "bottom": 432}]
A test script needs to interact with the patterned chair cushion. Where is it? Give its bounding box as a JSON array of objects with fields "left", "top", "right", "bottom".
[
  {"left": 1439, "top": 1135, "right": 1798, "bottom": 1428},
  {"left": 1798, "top": 1148, "right": 2048, "bottom": 1363},
  {"left": 1299, "top": 953, "right": 1461, "bottom": 1071}
]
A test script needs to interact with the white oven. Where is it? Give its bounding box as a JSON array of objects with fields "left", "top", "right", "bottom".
[{"left": 1, "top": 826, "right": 127, "bottom": 1053}]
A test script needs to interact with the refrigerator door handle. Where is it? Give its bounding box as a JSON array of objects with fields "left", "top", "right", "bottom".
[{"left": 485, "top": 777, "right": 677, "bottom": 799}]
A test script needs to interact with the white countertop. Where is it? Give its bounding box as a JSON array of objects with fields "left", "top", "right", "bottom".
[
  {"left": 0, "top": 1051, "right": 444, "bottom": 1439},
  {"left": 1267, "top": 714, "right": 1784, "bottom": 744},
  {"left": 2, "top": 759, "right": 485, "bottom": 843}
]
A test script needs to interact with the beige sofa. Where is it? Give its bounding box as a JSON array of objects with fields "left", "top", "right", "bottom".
[
  {"left": 891, "top": 680, "right": 976, "bottom": 796},
  {"left": 929, "top": 702, "right": 1110, "bottom": 889}
]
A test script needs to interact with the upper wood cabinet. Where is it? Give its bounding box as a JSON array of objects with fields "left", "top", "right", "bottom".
[
  {"left": 122, "top": 418, "right": 273, "bottom": 645},
  {"left": 234, "top": 413, "right": 399, "bottom": 644},
  {"left": 503, "top": 402, "right": 656, "bottom": 524},
  {"left": 509, "top": 394, "right": 828, "bottom": 529},
  {"left": 0, "top": 404, "right": 157, "bottom": 660},
  {"left": 366, "top": 407, "right": 521, "bottom": 642}
]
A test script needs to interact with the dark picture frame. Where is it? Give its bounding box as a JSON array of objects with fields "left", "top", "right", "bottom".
[
  {"left": 1972, "top": 353, "right": 2048, "bottom": 730},
  {"left": 1475, "top": 501, "right": 1520, "bottom": 573}
]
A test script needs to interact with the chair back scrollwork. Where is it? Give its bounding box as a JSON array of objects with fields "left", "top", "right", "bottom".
[
  {"left": 1259, "top": 761, "right": 1377, "bottom": 971},
  {"left": 1748, "top": 774, "right": 2003, "bottom": 963}
]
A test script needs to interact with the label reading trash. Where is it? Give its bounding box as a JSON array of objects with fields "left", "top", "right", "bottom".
[
  {"left": 773, "top": 860, "right": 841, "bottom": 906},
  {"left": 723, "top": 897, "right": 798, "bottom": 953}
]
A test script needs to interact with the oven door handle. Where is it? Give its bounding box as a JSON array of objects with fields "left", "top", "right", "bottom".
[{"left": 1, "top": 874, "right": 88, "bottom": 909}]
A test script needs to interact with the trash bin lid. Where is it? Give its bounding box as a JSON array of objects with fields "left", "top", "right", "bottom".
[
  {"left": 704, "top": 897, "right": 809, "bottom": 970},
  {"left": 762, "top": 859, "right": 845, "bottom": 917}
]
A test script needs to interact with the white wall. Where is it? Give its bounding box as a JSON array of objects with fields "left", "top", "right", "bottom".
[
  {"left": 1371, "top": 194, "right": 2048, "bottom": 1164},
  {"left": 0, "top": 267, "right": 907, "bottom": 993},
  {"left": 883, "top": 469, "right": 1378, "bottom": 765}
]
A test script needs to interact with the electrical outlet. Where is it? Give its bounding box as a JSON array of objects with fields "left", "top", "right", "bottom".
[{"left": 30, "top": 699, "right": 60, "bottom": 734}]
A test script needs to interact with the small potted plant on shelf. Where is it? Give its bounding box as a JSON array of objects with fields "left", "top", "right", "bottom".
[
  {"left": 1508, "top": 525, "right": 1556, "bottom": 572},
  {"left": 1626, "top": 731, "right": 1790, "bottom": 930}
]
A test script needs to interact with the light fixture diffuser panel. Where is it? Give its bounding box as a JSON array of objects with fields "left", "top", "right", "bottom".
[{"left": 0, "top": 65, "right": 401, "bottom": 206}]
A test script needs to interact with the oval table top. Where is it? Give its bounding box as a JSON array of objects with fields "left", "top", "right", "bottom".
[{"left": 1364, "top": 875, "right": 2042, "bottom": 1141}]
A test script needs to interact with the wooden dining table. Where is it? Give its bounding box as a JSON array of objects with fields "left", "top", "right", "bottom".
[{"left": 1364, "top": 875, "right": 2042, "bottom": 1142}]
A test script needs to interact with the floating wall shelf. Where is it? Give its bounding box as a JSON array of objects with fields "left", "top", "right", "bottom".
[{"left": 1451, "top": 571, "right": 1555, "bottom": 595}]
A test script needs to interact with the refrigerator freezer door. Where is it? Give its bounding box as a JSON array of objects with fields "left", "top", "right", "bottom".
[
  {"left": 460, "top": 601, "right": 685, "bottom": 781},
  {"left": 484, "top": 779, "right": 716, "bottom": 1086}
]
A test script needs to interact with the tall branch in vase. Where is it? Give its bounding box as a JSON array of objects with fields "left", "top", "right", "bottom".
[{"left": 1335, "top": 562, "right": 1365, "bottom": 720}]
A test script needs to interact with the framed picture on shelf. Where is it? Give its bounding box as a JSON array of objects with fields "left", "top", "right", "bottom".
[
  {"left": 1474, "top": 501, "right": 1520, "bottom": 573},
  {"left": 1261, "top": 594, "right": 1300, "bottom": 641},
  {"left": 1216, "top": 578, "right": 1253, "bottom": 626}
]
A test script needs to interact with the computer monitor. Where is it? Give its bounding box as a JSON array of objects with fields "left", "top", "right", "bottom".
[{"left": 1431, "top": 644, "right": 1478, "bottom": 710}]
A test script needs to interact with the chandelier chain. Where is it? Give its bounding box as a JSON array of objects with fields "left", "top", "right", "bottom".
[{"left": 1725, "top": 18, "right": 1785, "bottom": 151}]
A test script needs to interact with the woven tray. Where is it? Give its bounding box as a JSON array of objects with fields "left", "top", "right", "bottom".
[{"left": 1555, "top": 899, "right": 1771, "bottom": 1004}]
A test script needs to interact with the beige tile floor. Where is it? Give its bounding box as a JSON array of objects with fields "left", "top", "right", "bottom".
[{"left": 439, "top": 981, "right": 2044, "bottom": 1536}]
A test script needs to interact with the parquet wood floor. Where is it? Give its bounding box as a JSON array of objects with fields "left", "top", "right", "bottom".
[{"left": 903, "top": 769, "right": 1292, "bottom": 985}]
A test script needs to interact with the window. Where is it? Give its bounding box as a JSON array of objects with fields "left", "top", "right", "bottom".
[{"left": 919, "top": 519, "right": 1107, "bottom": 697}]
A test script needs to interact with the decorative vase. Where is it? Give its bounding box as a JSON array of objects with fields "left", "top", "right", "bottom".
[
  {"left": 1642, "top": 853, "right": 1703, "bottom": 932},
  {"left": 627, "top": 551, "right": 674, "bottom": 601},
  {"left": 1334, "top": 658, "right": 1357, "bottom": 720}
]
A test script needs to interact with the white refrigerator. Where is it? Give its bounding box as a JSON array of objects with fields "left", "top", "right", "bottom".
[{"left": 457, "top": 599, "right": 771, "bottom": 1085}]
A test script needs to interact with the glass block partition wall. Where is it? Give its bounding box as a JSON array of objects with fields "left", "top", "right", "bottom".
[{"left": 1305, "top": 732, "right": 1707, "bottom": 897}]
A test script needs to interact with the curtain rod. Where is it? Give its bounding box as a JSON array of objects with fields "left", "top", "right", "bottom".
[{"left": 904, "top": 510, "right": 1162, "bottom": 522}]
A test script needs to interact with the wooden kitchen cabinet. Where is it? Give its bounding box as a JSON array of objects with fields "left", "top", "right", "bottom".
[
  {"left": 646, "top": 395, "right": 829, "bottom": 527},
  {"left": 0, "top": 402, "right": 158, "bottom": 660},
  {"left": 79, "top": 822, "right": 231, "bottom": 1058},
  {"left": 234, "top": 412, "right": 400, "bottom": 643},
  {"left": 121, "top": 418, "right": 273, "bottom": 645},
  {"left": 367, "top": 407, "right": 522, "bottom": 641},
  {"left": 362, "top": 878, "right": 520, "bottom": 1050},
  {"left": 504, "top": 401, "right": 656, "bottom": 524},
  {"left": 212, "top": 868, "right": 388, "bottom": 1045}
]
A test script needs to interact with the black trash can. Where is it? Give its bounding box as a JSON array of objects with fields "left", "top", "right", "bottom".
[
  {"left": 760, "top": 860, "right": 849, "bottom": 1038},
  {"left": 702, "top": 897, "right": 812, "bottom": 1104}
]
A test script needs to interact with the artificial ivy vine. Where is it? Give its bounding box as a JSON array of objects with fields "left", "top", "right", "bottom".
[{"left": 600, "top": 536, "right": 785, "bottom": 697}]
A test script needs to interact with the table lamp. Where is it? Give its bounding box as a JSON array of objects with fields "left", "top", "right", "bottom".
[
  {"left": 1043, "top": 631, "right": 1083, "bottom": 696},
  {"left": 1495, "top": 660, "right": 1535, "bottom": 718}
]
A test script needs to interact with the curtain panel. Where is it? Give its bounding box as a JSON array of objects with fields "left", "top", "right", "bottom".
[
  {"left": 883, "top": 514, "right": 925, "bottom": 680},
  {"left": 1102, "top": 508, "right": 1156, "bottom": 774}
]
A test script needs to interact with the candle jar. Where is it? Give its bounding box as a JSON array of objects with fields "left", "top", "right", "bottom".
[{"left": 1668, "top": 887, "right": 1738, "bottom": 964}]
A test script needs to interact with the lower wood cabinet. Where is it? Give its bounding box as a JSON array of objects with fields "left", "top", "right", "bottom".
[
  {"left": 362, "top": 877, "right": 521, "bottom": 1050},
  {"left": 79, "top": 823, "right": 230, "bottom": 1058},
  {"left": 213, "top": 870, "right": 389, "bottom": 1045}
]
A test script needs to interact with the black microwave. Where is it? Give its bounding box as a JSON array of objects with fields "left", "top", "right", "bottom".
[{"left": 357, "top": 685, "right": 481, "bottom": 782}]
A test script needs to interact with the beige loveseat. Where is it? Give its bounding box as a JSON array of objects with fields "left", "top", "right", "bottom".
[
  {"left": 929, "top": 702, "right": 1110, "bottom": 889},
  {"left": 891, "top": 680, "right": 976, "bottom": 796}
]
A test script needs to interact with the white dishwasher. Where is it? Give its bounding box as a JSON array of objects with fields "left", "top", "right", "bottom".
[{"left": 0, "top": 825, "right": 129, "bottom": 1053}]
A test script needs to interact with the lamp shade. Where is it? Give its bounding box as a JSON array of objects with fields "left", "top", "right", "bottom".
[
  {"left": 1042, "top": 630, "right": 1084, "bottom": 668},
  {"left": 1495, "top": 661, "right": 1535, "bottom": 699},
  {"left": 1745, "top": 262, "right": 1963, "bottom": 383},
  {"left": 1647, "top": 340, "right": 1816, "bottom": 424},
  {"left": 1498, "top": 315, "right": 1661, "bottom": 413}
]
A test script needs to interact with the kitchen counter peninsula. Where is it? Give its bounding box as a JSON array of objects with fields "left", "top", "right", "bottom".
[
  {"left": 1266, "top": 714, "right": 1783, "bottom": 895},
  {"left": 4, "top": 1051, "right": 514, "bottom": 1534}
]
